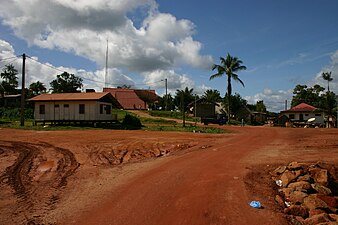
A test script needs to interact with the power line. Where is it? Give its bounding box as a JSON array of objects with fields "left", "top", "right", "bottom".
[
  {"left": 25, "top": 54, "right": 165, "bottom": 87},
  {"left": 0, "top": 55, "right": 21, "bottom": 62},
  {"left": 0, "top": 58, "right": 19, "bottom": 70}
]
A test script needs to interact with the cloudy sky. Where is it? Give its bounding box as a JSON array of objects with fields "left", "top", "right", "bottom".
[{"left": 0, "top": 0, "right": 338, "bottom": 112}]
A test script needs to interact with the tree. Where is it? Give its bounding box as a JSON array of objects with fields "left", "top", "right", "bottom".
[
  {"left": 0, "top": 64, "right": 18, "bottom": 95},
  {"left": 322, "top": 71, "right": 333, "bottom": 92},
  {"left": 50, "top": 72, "right": 83, "bottom": 93},
  {"left": 174, "top": 87, "right": 194, "bottom": 111},
  {"left": 203, "top": 89, "right": 222, "bottom": 102},
  {"left": 256, "top": 100, "right": 267, "bottom": 112},
  {"left": 223, "top": 93, "right": 247, "bottom": 119},
  {"left": 210, "top": 53, "right": 246, "bottom": 123},
  {"left": 158, "top": 93, "right": 175, "bottom": 110},
  {"left": 291, "top": 84, "right": 325, "bottom": 108},
  {"left": 29, "top": 81, "right": 46, "bottom": 96}
]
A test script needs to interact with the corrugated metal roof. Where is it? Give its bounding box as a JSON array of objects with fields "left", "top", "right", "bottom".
[{"left": 28, "top": 92, "right": 112, "bottom": 101}]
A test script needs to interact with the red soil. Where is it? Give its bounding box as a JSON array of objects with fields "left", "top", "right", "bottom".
[{"left": 0, "top": 126, "right": 337, "bottom": 225}]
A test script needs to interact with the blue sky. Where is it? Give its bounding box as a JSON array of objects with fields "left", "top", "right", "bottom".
[{"left": 0, "top": 0, "right": 338, "bottom": 112}]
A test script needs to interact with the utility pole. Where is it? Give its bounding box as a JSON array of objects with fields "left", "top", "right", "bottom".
[
  {"left": 181, "top": 94, "right": 185, "bottom": 127},
  {"left": 336, "top": 95, "right": 338, "bottom": 128},
  {"left": 165, "top": 78, "right": 167, "bottom": 111},
  {"left": 105, "top": 39, "right": 108, "bottom": 88},
  {"left": 20, "top": 53, "right": 26, "bottom": 126}
]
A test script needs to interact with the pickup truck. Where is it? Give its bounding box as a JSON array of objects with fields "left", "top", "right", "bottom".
[{"left": 201, "top": 114, "right": 227, "bottom": 125}]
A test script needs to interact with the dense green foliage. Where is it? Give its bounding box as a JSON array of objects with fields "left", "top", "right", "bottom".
[
  {"left": 203, "top": 89, "right": 222, "bottom": 102},
  {"left": 0, "top": 107, "right": 33, "bottom": 119},
  {"left": 50, "top": 72, "right": 83, "bottom": 93},
  {"left": 122, "top": 114, "right": 142, "bottom": 129},
  {"left": 0, "top": 64, "right": 18, "bottom": 95},
  {"left": 174, "top": 87, "right": 195, "bottom": 111}
]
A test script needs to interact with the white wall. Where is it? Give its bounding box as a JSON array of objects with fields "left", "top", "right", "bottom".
[
  {"left": 34, "top": 101, "right": 113, "bottom": 121},
  {"left": 286, "top": 112, "right": 325, "bottom": 124}
]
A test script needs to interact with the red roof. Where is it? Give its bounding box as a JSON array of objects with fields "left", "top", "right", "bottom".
[
  {"left": 28, "top": 92, "right": 111, "bottom": 101},
  {"left": 28, "top": 92, "right": 122, "bottom": 108},
  {"left": 285, "top": 103, "right": 317, "bottom": 112},
  {"left": 104, "top": 88, "right": 157, "bottom": 110}
]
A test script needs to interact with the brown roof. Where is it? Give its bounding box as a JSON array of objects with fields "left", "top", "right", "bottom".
[
  {"left": 28, "top": 92, "right": 122, "bottom": 108},
  {"left": 103, "top": 88, "right": 158, "bottom": 109}
]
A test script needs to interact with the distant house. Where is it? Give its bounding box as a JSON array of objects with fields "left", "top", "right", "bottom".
[
  {"left": 0, "top": 94, "right": 21, "bottom": 107},
  {"left": 187, "top": 98, "right": 222, "bottom": 117},
  {"left": 103, "top": 88, "right": 158, "bottom": 110},
  {"left": 278, "top": 103, "right": 325, "bottom": 127},
  {"left": 28, "top": 92, "right": 122, "bottom": 125},
  {"left": 237, "top": 105, "right": 267, "bottom": 124}
]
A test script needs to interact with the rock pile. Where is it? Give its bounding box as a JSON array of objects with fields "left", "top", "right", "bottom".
[{"left": 271, "top": 162, "right": 338, "bottom": 225}]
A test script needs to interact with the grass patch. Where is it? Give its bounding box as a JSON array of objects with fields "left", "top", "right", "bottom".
[
  {"left": 143, "top": 125, "right": 226, "bottom": 134},
  {"left": 148, "top": 110, "right": 199, "bottom": 122}
]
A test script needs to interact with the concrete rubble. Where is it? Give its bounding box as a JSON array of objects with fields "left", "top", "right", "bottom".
[{"left": 271, "top": 161, "right": 338, "bottom": 225}]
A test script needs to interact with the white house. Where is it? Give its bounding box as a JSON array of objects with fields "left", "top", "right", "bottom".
[
  {"left": 279, "top": 103, "right": 325, "bottom": 126},
  {"left": 28, "top": 92, "right": 122, "bottom": 125}
]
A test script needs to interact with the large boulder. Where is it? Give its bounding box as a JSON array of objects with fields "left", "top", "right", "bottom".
[
  {"left": 303, "top": 195, "right": 329, "bottom": 211},
  {"left": 309, "top": 168, "right": 329, "bottom": 186},
  {"left": 281, "top": 170, "right": 302, "bottom": 187}
]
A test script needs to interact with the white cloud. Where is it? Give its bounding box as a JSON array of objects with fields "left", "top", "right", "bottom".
[
  {"left": 0, "top": 39, "right": 134, "bottom": 92},
  {"left": 245, "top": 88, "right": 293, "bottom": 112},
  {"left": 0, "top": 0, "right": 212, "bottom": 73},
  {"left": 313, "top": 50, "right": 338, "bottom": 93}
]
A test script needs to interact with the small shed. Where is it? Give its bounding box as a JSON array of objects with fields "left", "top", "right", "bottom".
[{"left": 28, "top": 92, "right": 122, "bottom": 125}]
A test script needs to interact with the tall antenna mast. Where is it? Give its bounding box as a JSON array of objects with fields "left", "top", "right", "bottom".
[{"left": 105, "top": 39, "right": 108, "bottom": 88}]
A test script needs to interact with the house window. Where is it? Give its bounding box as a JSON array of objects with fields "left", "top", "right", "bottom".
[
  {"left": 100, "top": 104, "right": 104, "bottom": 114},
  {"left": 289, "top": 114, "right": 295, "bottom": 119},
  {"left": 54, "top": 104, "right": 59, "bottom": 108},
  {"left": 79, "top": 104, "right": 85, "bottom": 114},
  {"left": 305, "top": 114, "right": 309, "bottom": 116},
  {"left": 105, "top": 105, "right": 111, "bottom": 114},
  {"left": 315, "top": 113, "right": 321, "bottom": 117},
  {"left": 64, "top": 104, "right": 69, "bottom": 108},
  {"left": 39, "top": 105, "right": 45, "bottom": 114}
]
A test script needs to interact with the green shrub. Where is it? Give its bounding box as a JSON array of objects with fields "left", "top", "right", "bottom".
[
  {"left": 0, "top": 107, "right": 33, "bottom": 120},
  {"left": 122, "top": 114, "right": 142, "bottom": 129}
]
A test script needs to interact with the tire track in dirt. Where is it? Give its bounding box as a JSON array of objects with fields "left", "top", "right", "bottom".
[{"left": 0, "top": 141, "right": 79, "bottom": 224}]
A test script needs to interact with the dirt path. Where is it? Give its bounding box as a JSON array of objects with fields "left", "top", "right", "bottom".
[
  {"left": 0, "top": 127, "right": 337, "bottom": 225},
  {"left": 73, "top": 126, "right": 284, "bottom": 225}
]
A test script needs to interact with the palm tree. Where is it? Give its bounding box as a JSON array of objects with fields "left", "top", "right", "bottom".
[
  {"left": 29, "top": 81, "right": 46, "bottom": 96},
  {"left": 0, "top": 64, "right": 18, "bottom": 95},
  {"left": 203, "top": 89, "right": 221, "bottom": 102},
  {"left": 322, "top": 71, "right": 333, "bottom": 92},
  {"left": 210, "top": 53, "right": 246, "bottom": 123}
]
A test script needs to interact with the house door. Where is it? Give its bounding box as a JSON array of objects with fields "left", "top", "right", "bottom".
[
  {"left": 299, "top": 114, "right": 304, "bottom": 121},
  {"left": 63, "top": 104, "right": 70, "bottom": 120},
  {"left": 54, "top": 104, "right": 60, "bottom": 120}
]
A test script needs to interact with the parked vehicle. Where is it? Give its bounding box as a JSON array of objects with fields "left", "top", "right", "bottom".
[{"left": 201, "top": 114, "right": 227, "bottom": 125}]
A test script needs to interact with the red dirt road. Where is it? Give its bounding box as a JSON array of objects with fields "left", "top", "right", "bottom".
[{"left": 0, "top": 126, "right": 338, "bottom": 225}]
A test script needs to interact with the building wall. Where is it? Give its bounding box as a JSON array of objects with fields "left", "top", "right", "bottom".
[
  {"left": 284, "top": 112, "right": 325, "bottom": 124},
  {"left": 196, "top": 103, "right": 215, "bottom": 117},
  {"left": 34, "top": 101, "right": 113, "bottom": 121}
]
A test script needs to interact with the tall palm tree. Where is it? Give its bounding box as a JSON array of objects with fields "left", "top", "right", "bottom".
[
  {"left": 322, "top": 71, "right": 333, "bottom": 92},
  {"left": 210, "top": 53, "right": 246, "bottom": 123}
]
